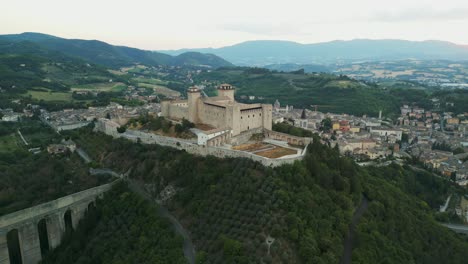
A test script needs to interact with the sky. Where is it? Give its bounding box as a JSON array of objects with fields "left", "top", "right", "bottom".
[{"left": 2, "top": 0, "right": 468, "bottom": 50}]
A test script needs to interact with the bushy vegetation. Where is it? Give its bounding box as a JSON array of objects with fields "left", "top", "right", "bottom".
[
  {"left": 273, "top": 121, "right": 313, "bottom": 137},
  {"left": 126, "top": 115, "right": 195, "bottom": 138},
  {"left": 0, "top": 150, "right": 111, "bottom": 216},
  {"left": 64, "top": 127, "right": 468, "bottom": 263},
  {"left": 0, "top": 120, "right": 113, "bottom": 216},
  {"left": 433, "top": 89, "right": 468, "bottom": 114},
  {"left": 41, "top": 182, "right": 186, "bottom": 264},
  {"left": 354, "top": 165, "right": 468, "bottom": 263}
]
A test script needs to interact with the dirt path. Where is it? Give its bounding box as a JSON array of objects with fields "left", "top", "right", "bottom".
[{"left": 340, "top": 196, "right": 369, "bottom": 264}]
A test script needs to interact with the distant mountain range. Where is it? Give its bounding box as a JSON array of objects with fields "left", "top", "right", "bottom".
[
  {"left": 0, "top": 32, "right": 232, "bottom": 68},
  {"left": 160, "top": 39, "right": 468, "bottom": 66}
]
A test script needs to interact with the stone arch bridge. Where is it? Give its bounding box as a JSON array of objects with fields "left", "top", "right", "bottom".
[{"left": 0, "top": 182, "right": 116, "bottom": 264}]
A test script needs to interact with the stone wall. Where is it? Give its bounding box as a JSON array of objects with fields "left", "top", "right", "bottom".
[
  {"left": 239, "top": 108, "right": 264, "bottom": 132},
  {"left": 264, "top": 129, "right": 312, "bottom": 146},
  {"left": 230, "top": 127, "right": 264, "bottom": 146},
  {"left": 167, "top": 104, "right": 188, "bottom": 120},
  {"left": 99, "top": 127, "right": 307, "bottom": 168}
]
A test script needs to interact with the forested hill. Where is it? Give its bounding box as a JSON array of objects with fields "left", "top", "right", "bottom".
[
  {"left": 52, "top": 127, "right": 468, "bottom": 263},
  {"left": 160, "top": 39, "right": 468, "bottom": 65},
  {"left": 0, "top": 32, "right": 232, "bottom": 68},
  {"left": 194, "top": 67, "right": 433, "bottom": 117}
]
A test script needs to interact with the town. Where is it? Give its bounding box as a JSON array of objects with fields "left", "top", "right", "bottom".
[{"left": 2, "top": 82, "right": 467, "bottom": 184}]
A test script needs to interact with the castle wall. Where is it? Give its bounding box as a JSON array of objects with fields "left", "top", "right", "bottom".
[
  {"left": 230, "top": 127, "right": 264, "bottom": 146},
  {"left": 198, "top": 103, "right": 228, "bottom": 129},
  {"left": 187, "top": 92, "right": 200, "bottom": 123},
  {"left": 264, "top": 129, "right": 312, "bottom": 146},
  {"left": 161, "top": 101, "right": 189, "bottom": 121},
  {"left": 239, "top": 108, "right": 264, "bottom": 132},
  {"left": 98, "top": 128, "right": 307, "bottom": 167},
  {"left": 262, "top": 104, "right": 273, "bottom": 130},
  {"left": 218, "top": 89, "right": 234, "bottom": 101},
  {"left": 168, "top": 104, "right": 188, "bottom": 120}
]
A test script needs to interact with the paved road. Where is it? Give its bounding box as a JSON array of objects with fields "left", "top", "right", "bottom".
[
  {"left": 443, "top": 223, "right": 468, "bottom": 235},
  {"left": 439, "top": 195, "right": 452, "bottom": 212},
  {"left": 128, "top": 180, "right": 196, "bottom": 264},
  {"left": 76, "top": 147, "right": 92, "bottom": 163},
  {"left": 17, "top": 129, "right": 29, "bottom": 145},
  {"left": 340, "top": 196, "right": 369, "bottom": 264},
  {"left": 89, "top": 168, "right": 122, "bottom": 178}
]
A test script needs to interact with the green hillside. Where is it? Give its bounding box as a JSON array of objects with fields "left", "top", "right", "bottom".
[
  {"left": 0, "top": 32, "right": 232, "bottom": 68},
  {"left": 54, "top": 127, "right": 468, "bottom": 263},
  {"left": 0, "top": 53, "right": 130, "bottom": 111},
  {"left": 194, "top": 67, "right": 429, "bottom": 117},
  {"left": 41, "top": 182, "right": 186, "bottom": 264}
]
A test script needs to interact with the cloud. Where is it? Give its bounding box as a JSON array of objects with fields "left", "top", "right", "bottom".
[
  {"left": 370, "top": 8, "right": 468, "bottom": 22},
  {"left": 221, "top": 22, "right": 298, "bottom": 36}
]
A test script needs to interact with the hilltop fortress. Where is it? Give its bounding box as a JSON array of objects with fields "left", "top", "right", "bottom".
[
  {"left": 161, "top": 84, "right": 272, "bottom": 137},
  {"left": 96, "top": 83, "right": 311, "bottom": 167}
]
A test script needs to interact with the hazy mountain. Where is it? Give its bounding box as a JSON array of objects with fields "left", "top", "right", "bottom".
[
  {"left": 160, "top": 39, "right": 468, "bottom": 66},
  {"left": 0, "top": 32, "right": 232, "bottom": 68}
]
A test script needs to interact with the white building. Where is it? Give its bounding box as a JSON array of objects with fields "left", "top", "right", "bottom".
[{"left": 370, "top": 127, "right": 403, "bottom": 141}]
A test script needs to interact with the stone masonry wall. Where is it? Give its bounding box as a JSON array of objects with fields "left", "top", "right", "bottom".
[{"left": 97, "top": 126, "right": 307, "bottom": 167}]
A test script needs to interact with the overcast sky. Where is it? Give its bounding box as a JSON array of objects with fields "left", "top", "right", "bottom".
[{"left": 2, "top": 0, "right": 468, "bottom": 50}]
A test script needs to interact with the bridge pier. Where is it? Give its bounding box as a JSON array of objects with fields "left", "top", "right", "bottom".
[
  {"left": 71, "top": 204, "right": 88, "bottom": 230},
  {"left": 0, "top": 233, "right": 9, "bottom": 264},
  {"left": 18, "top": 222, "right": 42, "bottom": 264},
  {"left": 47, "top": 214, "right": 64, "bottom": 250}
]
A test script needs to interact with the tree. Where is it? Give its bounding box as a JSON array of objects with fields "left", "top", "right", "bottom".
[
  {"left": 453, "top": 147, "right": 465, "bottom": 155},
  {"left": 321, "top": 118, "right": 332, "bottom": 132},
  {"left": 117, "top": 126, "right": 126, "bottom": 133}
]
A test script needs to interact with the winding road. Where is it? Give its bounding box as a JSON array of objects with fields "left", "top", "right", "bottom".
[
  {"left": 78, "top": 146, "right": 195, "bottom": 263},
  {"left": 340, "top": 196, "right": 369, "bottom": 264},
  {"left": 127, "top": 180, "right": 196, "bottom": 264}
]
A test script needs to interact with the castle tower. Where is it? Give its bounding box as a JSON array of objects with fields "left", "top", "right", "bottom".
[
  {"left": 187, "top": 86, "right": 200, "bottom": 123},
  {"left": 217, "top": 83, "right": 235, "bottom": 101}
]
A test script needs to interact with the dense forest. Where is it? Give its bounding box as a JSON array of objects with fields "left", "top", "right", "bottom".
[
  {"left": 0, "top": 121, "right": 112, "bottom": 216},
  {"left": 55, "top": 127, "right": 468, "bottom": 263},
  {"left": 41, "top": 182, "right": 186, "bottom": 264}
]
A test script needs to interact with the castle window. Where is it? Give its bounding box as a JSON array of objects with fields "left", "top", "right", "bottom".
[
  {"left": 253, "top": 115, "right": 255, "bottom": 117},
  {"left": 260, "top": 113, "right": 262, "bottom": 116},
  {"left": 248, "top": 115, "right": 250, "bottom": 118}
]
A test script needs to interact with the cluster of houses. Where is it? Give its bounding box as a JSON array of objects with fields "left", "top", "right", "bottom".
[
  {"left": 40, "top": 103, "right": 160, "bottom": 131},
  {"left": 271, "top": 100, "right": 403, "bottom": 161},
  {"left": 0, "top": 104, "right": 40, "bottom": 122},
  {"left": 398, "top": 104, "right": 468, "bottom": 133},
  {"left": 47, "top": 139, "right": 77, "bottom": 155}
]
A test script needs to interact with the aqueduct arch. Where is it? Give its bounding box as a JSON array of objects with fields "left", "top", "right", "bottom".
[{"left": 0, "top": 182, "right": 115, "bottom": 264}]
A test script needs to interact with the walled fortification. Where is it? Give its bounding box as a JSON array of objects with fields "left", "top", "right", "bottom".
[
  {"left": 264, "top": 129, "right": 313, "bottom": 146},
  {"left": 96, "top": 122, "right": 310, "bottom": 167}
]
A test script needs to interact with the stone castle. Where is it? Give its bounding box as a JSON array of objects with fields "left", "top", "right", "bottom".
[{"left": 161, "top": 84, "right": 272, "bottom": 136}]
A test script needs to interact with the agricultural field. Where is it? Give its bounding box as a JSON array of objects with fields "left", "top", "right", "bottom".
[
  {"left": 133, "top": 77, "right": 169, "bottom": 85},
  {"left": 71, "top": 82, "right": 127, "bottom": 93},
  {"left": 137, "top": 82, "right": 180, "bottom": 97},
  {"left": 25, "top": 90, "right": 73, "bottom": 102}
]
